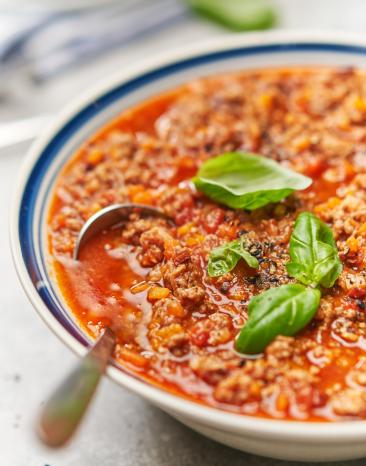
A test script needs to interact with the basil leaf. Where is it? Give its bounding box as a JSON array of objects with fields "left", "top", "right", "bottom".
[
  {"left": 286, "top": 212, "right": 342, "bottom": 288},
  {"left": 235, "top": 284, "right": 321, "bottom": 354},
  {"left": 208, "top": 236, "right": 259, "bottom": 277},
  {"left": 193, "top": 152, "right": 312, "bottom": 211},
  {"left": 187, "top": 0, "right": 276, "bottom": 32},
  {"left": 229, "top": 238, "right": 259, "bottom": 269}
]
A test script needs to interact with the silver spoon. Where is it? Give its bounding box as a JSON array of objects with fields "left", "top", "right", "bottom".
[{"left": 38, "top": 203, "right": 171, "bottom": 447}]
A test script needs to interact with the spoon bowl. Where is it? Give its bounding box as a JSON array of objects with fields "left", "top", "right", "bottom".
[{"left": 74, "top": 203, "right": 171, "bottom": 259}]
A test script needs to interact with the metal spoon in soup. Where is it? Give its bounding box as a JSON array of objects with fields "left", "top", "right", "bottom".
[{"left": 38, "top": 203, "right": 172, "bottom": 447}]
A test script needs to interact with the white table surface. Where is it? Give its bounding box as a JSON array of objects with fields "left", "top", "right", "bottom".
[{"left": 3, "top": 2, "right": 366, "bottom": 465}]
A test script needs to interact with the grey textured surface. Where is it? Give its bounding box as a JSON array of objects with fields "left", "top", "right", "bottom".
[{"left": 4, "top": 1, "right": 366, "bottom": 465}]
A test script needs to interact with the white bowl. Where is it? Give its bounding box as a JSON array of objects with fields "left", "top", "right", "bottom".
[{"left": 11, "top": 31, "right": 366, "bottom": 462}]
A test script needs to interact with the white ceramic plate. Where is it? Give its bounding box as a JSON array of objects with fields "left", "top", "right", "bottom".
[{"left": 11, "top": 31, "right": 366, "bottom": 462}]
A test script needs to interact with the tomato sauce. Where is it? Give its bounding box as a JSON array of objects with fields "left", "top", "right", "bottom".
[{"left": 49, "top": 68, "right": 366, "bottom": 420}]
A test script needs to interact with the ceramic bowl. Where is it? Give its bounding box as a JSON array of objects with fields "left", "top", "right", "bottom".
[{"left": 11, "top": 31, "right": 366, "bottom": 462}]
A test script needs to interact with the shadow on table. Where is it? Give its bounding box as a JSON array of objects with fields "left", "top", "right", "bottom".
[{"left": 85, "top": 382, "right": 365, "bottom": 466}]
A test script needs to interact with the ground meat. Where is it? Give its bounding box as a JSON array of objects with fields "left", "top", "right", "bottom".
[
  {"left": 149, "top": 322, "right": 189, "bottom": 355},
  {"left": 339, "top": 271, "right": 366, "bottom": 291},
  {"left": 214, "top": 370, "right": 258, "bottom": 405},
  {"left": 214, "top": 336, "right": 318, "bottom": 414},
  {"left": 122, "top": 218, "right": 164, "bottom": 245},
  {"left": 139, "top": 226, "right": 174, "bottom": 267},
  {"left": 50, "top": 67, "right": 366, "bottom": 421},
  {"left": 161, "top": 258, "right": 214, "bottom": 312},
  {"left": 190, "top": 312, "right": 234, "bottom": 347},
  {"left": 190, "top": 351, "right": 241, "bottom": 385},
  {"left": 331, "top": 389, "right": 366, "bottom": 417},
  {"left": 157, "top": 186, "right": 196, "bottom": 224},
  {"left": 151, "top": 297, "right": 187, "bottom": 327}
]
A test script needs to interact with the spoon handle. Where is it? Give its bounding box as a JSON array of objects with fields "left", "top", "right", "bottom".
[{"left": 38, "top": 328, "right": 115, "bottom": 447}]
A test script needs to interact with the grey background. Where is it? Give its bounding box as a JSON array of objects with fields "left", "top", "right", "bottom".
[{"left": 3, "top": 1, "right": 366, "bottom": 464}]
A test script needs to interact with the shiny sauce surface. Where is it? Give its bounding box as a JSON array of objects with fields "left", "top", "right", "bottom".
[{"left": 49, "top": 68, "right": 366, "bottom": 420}]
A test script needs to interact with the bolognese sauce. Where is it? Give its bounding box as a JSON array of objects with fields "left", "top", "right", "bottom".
[{"left": 49, "top": 68, "right": 366, "bottom": 420}]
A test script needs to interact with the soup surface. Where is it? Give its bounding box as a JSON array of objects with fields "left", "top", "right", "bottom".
[{"left": 49, "top": 67, "right": 366, "bottom": 421}]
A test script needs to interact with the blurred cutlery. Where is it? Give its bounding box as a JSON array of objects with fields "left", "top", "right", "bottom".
[{"left": 0, "top": 114, "right": 51, "bottom": 149}]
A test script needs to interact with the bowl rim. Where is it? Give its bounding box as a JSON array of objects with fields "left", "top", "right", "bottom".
[{"left": 11, "top": 29, "right": 366, "bottom": 440}]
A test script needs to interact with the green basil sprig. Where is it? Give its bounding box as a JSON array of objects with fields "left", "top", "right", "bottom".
[
  {"left": 286, "top": 212, "right": 342, "bottom": 288},
  {"left": 235, "top": 284, "right": 320, "bottom": 355},
  {"left": 208, "top": 237, "right": 258, "bottom": 277},
  {"left": 235, "top": 212, "right": 341, "bottom": 355},
  {"left": 193, "top": 152, "right": 312, "bottom": 211}
]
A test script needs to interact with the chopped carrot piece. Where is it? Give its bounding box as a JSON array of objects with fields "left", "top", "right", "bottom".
[
  {"left": 249, "top": 382, "right": 261, "bottom": 397},
  {"left": 87, "top": 148, "right": 103, "bottom": 165},
  {"left": 314, "top": 197, "right": 340, "bottom": 214},
  {"left": 347, "top": 236, "right": 359, "bottom": 253},
  {"left": 156, "top": 323, "right": 184, "bottom": 340},
  {"left": 359, "top": 223, "right": 366, "bottom": 235},
  {"left": 285, "top": 113, "right": 295, "bottom": 125},
  {"left": 276, "top": 393, "right": 289, "bottom": 412},
  {"left": 186, "top": 234, "right": 205, "bottom": 246},
  {"left": 119, "top": 347, "right": 149, "bottom": 368},
  {"left": 127, "top": 185, "right": 143, "bottom": 197},
  {"left": 130, "top": 281, "right": 150, "bottom": 294},
  {"left": 258, "top": 93, "right": 273, "bottom": 109},
  {"left": 167, "top": 300, "right": 186, "bottom": 317},
  {"left": 147, "top": 286, "right": 171, "bottom": 301},
  {"left": 327, "top": 197, "right": 341, "bottom": 209},
  {"left": 354, "top": 95, "right": 366, "bottom": 112},
  {"left": 131, "top": 190, "right": 153, "bottom": 205},
  {"left": 177, "top": 223, "right": 193, "bottom": 237},
  {"left": 293, "top": 136, "right": 311, "bottom": 152}
]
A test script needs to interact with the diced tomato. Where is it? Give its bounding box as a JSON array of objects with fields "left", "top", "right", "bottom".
[
  {"left": 348, "top": 288, "right": 366, "bottom": 299},
  {"left": 191, "top": 330, "right": 209, "bottom": 347}
]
